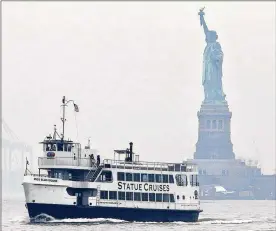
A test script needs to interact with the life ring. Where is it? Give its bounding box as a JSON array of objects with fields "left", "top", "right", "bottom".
[{"left": 47, "top": 152, "right": 55, "bottom": 157}]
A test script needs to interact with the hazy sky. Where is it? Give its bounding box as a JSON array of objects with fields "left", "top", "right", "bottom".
[{"left": 2, "top": 2, "right": 275, "bottom": 174}]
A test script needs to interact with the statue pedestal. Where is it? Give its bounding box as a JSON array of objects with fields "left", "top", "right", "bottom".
[{"left": 194, "top": 100, "right": 235, "bottom": 159}]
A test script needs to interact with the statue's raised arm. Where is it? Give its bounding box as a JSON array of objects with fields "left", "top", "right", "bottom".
[
  {"left": 198, "top": 7, "right": 226, "bottom": 102},
  {"left": 198, "top": 7, "right": 209, "bottom": 36}
]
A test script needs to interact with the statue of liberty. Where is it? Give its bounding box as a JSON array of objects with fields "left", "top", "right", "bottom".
[{"left": 198, "top": 8, "right": 226, "bottom": 102}]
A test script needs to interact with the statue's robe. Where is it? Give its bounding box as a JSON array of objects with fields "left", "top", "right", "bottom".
[{"left": 202, "top": 41, "right": 224, "bottom": 100}]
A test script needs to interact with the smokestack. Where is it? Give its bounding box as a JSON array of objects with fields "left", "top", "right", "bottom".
[{"left": 129, "top": 142, "right": 133, "bottom": 161}]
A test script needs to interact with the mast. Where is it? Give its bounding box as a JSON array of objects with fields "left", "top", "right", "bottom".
[
  {"left": 60, "top": 96, "right": 79, "bottom": 141},
  {"left": 61, "top": 96, "right": 66, "bottom": 140}
]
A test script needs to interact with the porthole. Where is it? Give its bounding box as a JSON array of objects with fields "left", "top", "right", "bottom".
[
  {"left": 182, "top": 195, "right": 185, "bottom": 200},
  {"left": 177, "top": 195, "right": 179, "bottom": 200}
]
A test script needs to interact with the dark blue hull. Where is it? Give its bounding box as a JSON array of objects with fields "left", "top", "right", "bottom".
[{"left": 26, "top": 203, "right": 202, "bottom": 222}]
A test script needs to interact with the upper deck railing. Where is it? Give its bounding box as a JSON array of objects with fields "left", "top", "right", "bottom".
[
  {"left": 103, "top": 159, "right": 198, "bottom": 172},
  {"left": 38, "top": 157, "right": 97, "bottom": 168},
  {"left": 38, "top": 157, "right": 198, "bottom": 173}
]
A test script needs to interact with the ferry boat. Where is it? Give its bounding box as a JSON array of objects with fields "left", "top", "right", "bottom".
[{"left": 22, "top": 96, "right": 203, "bottom": 222}]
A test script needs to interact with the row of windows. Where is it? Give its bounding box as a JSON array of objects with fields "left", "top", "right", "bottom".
[
  {"left": 117, "top": 172, "right": 174, "bottom": 183},
  {"left": 175, "top": 174, "right": 199, "bottom": 186},
  {"left": 100, "top": 191, "right": 175, "bottom": 202},
  {"left": 206, "top": 120, "right": 224, "bottom": 129}
]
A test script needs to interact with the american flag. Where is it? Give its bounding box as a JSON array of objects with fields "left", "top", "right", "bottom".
[{"left": 74, "top": 103, "right": 79, "bottom": 112}]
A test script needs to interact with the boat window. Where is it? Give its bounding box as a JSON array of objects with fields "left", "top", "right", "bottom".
[
  {"left": 181, "top": 165, "right": 187, "bottom": 172},
  {"left": 190, "top": 174, "right": 198, "bottom": 186},
  {"left": 68, "top": 173, "right": 72, "bottom": 180},
  {"left": 148, "top": 174, "right": 154, "bottom": 182},
  {"left": 109, "top": 191, "right": 117, "bottom": 200},
  {"left": 98, "top": 171, "right": 113, "bottom": 182},
  {"left": 117, "top": 172, "right": 125, "bottom": 181},
  {"left": 163, "top": 194, "right": 169, "bottom": 202},
  {"left": 66, "top": 188, "right": 97, "bottom": 197},
  {"left": 190, "top": 175, "right": 193, "bottom": 186},
  {"left": 52, "top": 144, "right": 57, "bottom": 151},
  {"left": 177, "top": 195, "right": 179, "bottom": 200},
  {"left": 134, "top": 192, "right": 141, "bottom": 201},
  {"left": 142, "top": 193, "right": 148, "bottom": 201},
  {"left": 175, "top": 164, "right": 181, "bottom": 171},
  {"left": 141, "top": 174, "right": 148, "bottom": 182},
  {"left": 118, "top": 192, "right": 125, "bottom": 200},
  {"left": 100, "top": 191, "right": 108, "bottom": 199},
  {"left": 162, "top": 175, "right": 168, "bottom": 183},
  {"left": 58, "top": 172, "right": 62, "bottom": 179},
  {"left": 155, "top": 174, "right": 162, "bottom": 183},
  {"left": 182, "top": 195, "right": 185, "bottom": 200},
  {"left": 126, "top": 192, "right": 133, "bottom": 201},
  {"left": 149, "top": 193, "right": 155, "bottom": 202},
  {"left": 175, "top": 174, "right": 187, "bottom": 186},
  {"left": 133, "top": 173, "right": 140, "bottom": 182},
  {"left": 57, "top": 142, "right": 63, "bottom": 151},
  {"left": 170, "top": 194, "right": 175, "bottom": 202},
  {"left": 194, "top": 190, "right": 198, "bottom": 199},
  {"left": 169, "top": 175, "right": 174, "bottom": 183},
  {"left": 156, "top": 193, "right": 162, "bottom": 202},
  {"left": 126, "top": 173, "right": 133, "bottom": 181}
]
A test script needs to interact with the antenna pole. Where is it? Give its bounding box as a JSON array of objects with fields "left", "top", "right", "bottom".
[
  {"left": 61, "top": 96, "right": 66, "bottom": 140},
  {"left": 60, "top": 96, "right": 78, "bottom": 141}
]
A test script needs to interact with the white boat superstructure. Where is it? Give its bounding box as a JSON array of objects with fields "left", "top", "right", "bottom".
[{"left": 22, "top": 96, "right": 202, "bottom": 222}]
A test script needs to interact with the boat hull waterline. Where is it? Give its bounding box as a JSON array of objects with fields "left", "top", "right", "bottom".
[{"left": 27, "top": 203, "right": 202, "bottom": 222}]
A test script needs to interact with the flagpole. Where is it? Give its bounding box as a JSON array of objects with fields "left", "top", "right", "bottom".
[
  {"left": 61, "top": 96, "right": 79, "bottom": 141},
  {"left": 62, "top": 96, "right": 66, "bottom": 140}
]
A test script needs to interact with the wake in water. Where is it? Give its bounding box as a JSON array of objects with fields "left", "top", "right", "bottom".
[
  {"left": 30, "top": 214, "right": 128, "bottom": 224},
  {"left": 198, "top": 218, "right": 253, "bottom": 224},
  {"left": 28, "top": 214, "right": 255, "bottom": 225}
]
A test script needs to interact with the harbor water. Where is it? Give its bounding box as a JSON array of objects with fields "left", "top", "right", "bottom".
[{"left": 2, "top": 199, "right": 275, "bottom": 231}]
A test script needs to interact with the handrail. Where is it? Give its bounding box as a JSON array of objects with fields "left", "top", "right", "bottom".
[
  {"left": 103, "top": 159, "right": 198, "bottom": 173},
  {"left": 38, "top": 157, "right": 97, "bottom": 168}
]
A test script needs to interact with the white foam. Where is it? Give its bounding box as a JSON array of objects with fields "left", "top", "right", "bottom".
[
  {"left": 202, "top": 219, "right": 253, "bottom": 224},
  {"left": 32, "top": 214, "right": 127, "bottom": 223}
]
